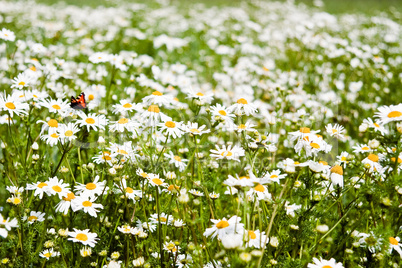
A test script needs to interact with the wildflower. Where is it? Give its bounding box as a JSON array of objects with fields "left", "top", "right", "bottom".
[
  {"left": 142, "top": 90, "right": 174, "bottom": 107},
  {"left": 55, "top": 192, "right": 76, "bottom": 214},
  {"left": 330, "top": 165, "right": 344, "bottom": 188},
  {"left": 67, "top": 228, "right": 99, "bottom": 247},
  {"left": 262, "top": 170, "right": 287, "bottom": 184},
  {"left": 184, "top": 122, "right": 211, "bottom": 135},
  {"left": 352, "top": 144, "right": 372, "bottom": 153},
  {"left": 11, "top": 73, "right": 33, "bottom": 89},
  {"left": 307, "top": 258, "right": 344, "bottom": 268},
  {"left": 147, "top": 173, "right": 168, "bottom": 187},
  {"left": 71, "top": 195, "right": 104, "bottom": 218},
  {"left": 164, "top": 151, "right": 188, "bottom": 171},
  {"left": 189, "top": 189, "right": 204, "bottom": 196},
  {"left": 184, "top": 87, "right": 214, "bottom": 104},
  {"left": 114, "top": 178, "right": 142, "bottom": 201},
  {"left": 149, "top": 213, "right": 172, "bottom": 225},
  {"left": 58, "top": 123, "right": 80, "bottom": 143},
  {"left": 76, "top": 113, "right": 108, "bottom": 132},
  {"left": 40, "top": 129, "right": 60, "bottom": 147},
  {"left": 39, "top": 248, "right": 60, "bottom": 260},
  {"left": 46, "top": 177, "right": 70, "bottom": 199},
  {"left": 6, "top": 195, "right": 22, "bottom": 205},
  {"left": 111, "top": 252, "right": 120, "bottom": 259},
  {"left": 210, "top": 103, "right": 235, "bottom": 125},
  {"left": 245, "top": 229, "right": 268, "bottom": 249},
  {"left": 221, "top": 233, "right": 243, "bottom": 249},
  {"left": 89, "top": 52, "right": 110, "bottom": 63},
  {"left": 74, "top": 175, "right": 109, "bottom": 198},
  {"left": 203, "top": 216, "right": 244, "bottom": 240},
  {"left": 363, "top": 118, "right": 387, "bottom": 135},
  {"left": 239, "top": 252, "right": 252, "bottom": 262},
  {"left": 26, "top": 211, "right": 46, "bottom": 224},
  {"left": 0, "top": 28, "right": 16, "bottom": 41},
  {"left": 80, "top": 246, "right": 92, "bottom": 257},
  {"left": 284, "top": 201, "right": 301, "bottom": 217},
  {"left": 0, "top": 214, "right": 18, "bottom": 238},
  {"left": 163, "top": 240, "right": 181, "bottom": 253},
  {"left": 228, "top": 97, "right": 258, "bottom": 116},
  {"left": 0, "top": 93, "right": 29, "bottom": 117},
  {"left": 112, "top": 99, "right": 140, "bottom": 114},
  {"left": 210, "top": 144, "right": 245, "bottom": 162},
  {"left": 389, "top": 237, "right": 402, "bottom": 258},
  {"left": 141, "top": 104, "right": 171, "bottom": 127},
  {"left": 133, "top": 257, "right": 145, "bottom": 267},
  {"left": 325, "top": 123, "right": 345, "bottom": 139},
  {"left": 362, "top": 153, "right": 384, "bottom": 173},
  {"left": 39, "top": 98, "right": 70, "bottom": 115},
  {"left": 375, "top": 104, "right": 402, "bottom": 125},
  {"left": 109, "top": 117, "right": 138, "bottom": 132}
]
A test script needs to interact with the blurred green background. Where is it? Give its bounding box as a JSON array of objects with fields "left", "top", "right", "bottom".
[{"left": 32, "top": 0, "right": 402, "bottom": 15}]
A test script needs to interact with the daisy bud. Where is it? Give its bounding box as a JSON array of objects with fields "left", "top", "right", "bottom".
[
  {"left": 32, "top": 142, "right": 39, "bottom": 150},
  {"left": 118, "top": 209, "right": 124, "bottom": 214},
  {"left": 269, "top": 237, "right": 279, "bottom": 247},
  {"left": 294, "top": 180, "right": 302, "bottom": 188},
  {"left": 111, "top": 252, "right": 120, "bottom": 259},
  {"left": 99, "top": 250, "right": 108, "bottom": 256},
  {"left": 396, "top": 122, "right": 402, "bottom": 133},
  {"left": 44, "top": 240, "right": 54, "bottom": 248},
  {"left": 108, "top": 168, "right": 117, "bottom": 175},
  {"left": 90, "top": 262, "right": 97, "bottom": 267},
  {"left": 239, "top": 252, "right": 252, "bottom": 262},
  {"left": 178, "top": 193, "right": 189, "bottom": 203},
  {"left": 32, "top": 154, "right": 39, "bottom": 160},
  {"left": 165, "top": 171, "right": 176, "bottom": 179},
  {"left": 368, "top": 139, "right": 380, "bottom": 149},
  {"left": 87, "top": 163, "right": 95, "bottom": 169},
  {"left": 59, "top": 166, "right": 69, "bottom": 173},
  {"left": 316, "top": 224, "right": 329, "bottom": 234},
  {"left": 345, "top": 248, "right": 354, "bottom": 254},
  {"left": 270, "top": 260, "right": 278, "bottom": 265},
  {"left": 133, "top": 257, "right": 145, "bottom": 267},
  {"left": 290, "top": 225, "right": 299, "bottom": 230},
  {"left": 359, "top": 123, "right": 368, "bottom": 132},
  {"left": 98, "top": 136, "right": 105, "bottom": 144}
]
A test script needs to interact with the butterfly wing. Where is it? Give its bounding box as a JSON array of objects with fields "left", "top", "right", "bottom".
[{"left": 70, "top": 92, "right": 86, "bottom": 109}]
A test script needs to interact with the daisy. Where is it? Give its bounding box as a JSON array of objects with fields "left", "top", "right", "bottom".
[
  {"left": 184, "top": 87, "right": 214, "bottom": 104},
  {"left": 74, "top": 175, "right": 109, "bottom": 198},
  {"left": 389, "top": 237, "right": 402, "bottom": 258},
  {"left": 147, "top": 173, "right": 168, "bottom": 187},
  {"left": 114, "top": 178, "right": 142, "bottom": 201},
  {"left": 363, "top": 118, "right": 388, "bottom": 135},
  {"left": 55, "top": 192, "right": 76, "bottom": 214},
  {"left": 112, "top": 99, "right": 141, "bottom": 114},
  {"left": 6, "top": 186, "right": 24, "bottom": 195},
  {"left": 289, "top": 127, "right": 319, "bottom": 142},
  {"left": 307, "top": 257, "right": 344, "bottom": 268},
  {"left": 203, "top": 216, "right": 244, "bottom": 240},
  {"left": 330, "top": 165, "right": 344, "bottom": 188},
  {"left": 58, "top": 123, "right": 80, "bottom": 143},
  {"left": 209, "top": 192, "right": 220, "bottom": 199},
  {"left": 26, "top": 181, "right": 51, "bottom": 199},
  {"left": 92, "top": 151, "right": 115, "bottom": 166},
  {"left": 164, "top": 151, "right": 188, "bottom": 171},
  {"left": 0, "top": 214, "right": 18, "bottom": 238},
  {"left": 230, "top": 122, "right": 257, "bottom": 132},
  {"left": 228, "top": 98, "right": 258, "bottom": 116},
  {"left": 136, "top": 168, "right": 150, "bottom": 179},
  {"left": 6, "top": 195, "right": 22, "bottom": 205},
  {"left": 245, "top": 229, "right": 268, "bottom": 249},
  {"left": 352, "top": 144, "right": 372, "bottom": 153},
  {"left": 210, "top": 144, "right": 245, "bottom": 162},
  {"left": 37, "top": 118, "right": 59, "bottom": 134},
  {"left": 189, "top": 189, "right": 204, "bottom": 196},
  {"left": 183, "top": 122, "right": 210, "bottom": 135},
  {"left": 336, "top": 152, "right": 349, "bottom": 168},
  {"left": 163, "top": 240, "right": 181, "bottom": 253},
  {"left": 362, "top": 153, "right": 384, "bottom": 173},
  {"left": 149, "top": 213, "right": 172, "bottom": 225},
  {"left": 40, "top": 129, "right": 60, "bottom": 147},
  {"left": 140, "top": 105, "right": 172, "bottom": 127},
  {"left": 210, "top": 104, "right": 235, "bottom": 125},
  {"left": 10, "top": 73, "right": 32, "bottom": 89},
  {"left": 46, "top": 177, "right": 70, "bottom": 199},
  {"left": 142, "top": 90, "right": 174, "bottom": 107},
  {"left": 158, "top": 120, "right": 184, "bottom": 138},
  {"left": 67, "top": 228, "right": 99, "bottom": 247},
  {"left": 109, "top": 142, "right": 139, "bottom": 162},
  {"left": 246, "top": 184, "right": 272, "bottom": 201},
  {"left": 118, "top": 225, "right": 139, "bottom": 235},
  {"left": 109, "top": 117, "right": 138, "bottom": 132},
  {"left": 0, "top": 94, "right": 29, "bottom": 117},
  {"left": 80, "top": 246, "right": 92, "bottom": 257},
  {"left": 223, "top": 174, "right": 258, "bottom": 187},
  {"left": 26, "top": 211, "right": 46, "bottom": 224},
  {"left": 308, "top": 160, "right": 331, "bottom": 174},
  {"left": 76, "top": 113, "right": 108, "bottom": 132},
  {"left": 71, "top": 195, "right": 104, "bottom": 218},
  {"left": 262, "top": 170, "right": 287, "bottom": 184},
  {"left": 89, "top": 52, "right": 110, "bottom": 63},
  {"left": 39, "top": 98, "right": 70, "bottom": 115},
  {"left": 325, "top": 123, "right": 345, "bottom": 139},
  {"left": 39, "top": 248, "right": 60, "bottom": 260},
  {"left": 375, "top": 104, "right": 402, "bottom": 125},
  {"left": 284, "top": 201, "right": 301, "bottom": 217},
  {"left": 0, "top": 28, "right": 16, "bottom": 42}
]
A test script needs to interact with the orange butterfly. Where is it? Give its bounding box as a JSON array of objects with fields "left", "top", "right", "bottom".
[{"left": 70, "top": 92, "right": 87, "bottom": 109}]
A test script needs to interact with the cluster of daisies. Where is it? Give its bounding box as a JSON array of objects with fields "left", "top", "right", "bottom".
[{"left": 1, "top": 0, "right": 402, "bottom": 267}]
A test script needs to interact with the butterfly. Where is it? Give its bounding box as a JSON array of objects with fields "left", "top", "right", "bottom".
[{"left": 70, "top": 92, "right": 87, "bottom": 109}]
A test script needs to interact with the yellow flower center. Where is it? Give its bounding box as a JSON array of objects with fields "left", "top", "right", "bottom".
[
  {"left": 218, "top": 110, "right": 227, "bottom": 116},
  {"left": 248, "top": 230, "right": 257, "bottom": 239},
  {"left": 28, "top": 216, "right": 38, "bottom": 222},
  {"left": 174, "top": 156, "right": 181, "bottom": 162},
  {"left": 52, "top": 185, "right": 62, "bottom": 192},
  {"left": 237, "top": 98, "right": 248, "bottom": 104},
  {"left": 389, "top": 237, "right": 399, "bottom": 245},
  {"left": 38, "top": 182, "right": 48, "bottom": 188},
  {"left": 13, "top": 198, "right": 21, "bottom": 204},
  {"left": 63, "top": 192, "right": 75, "bottom": 201},
  {"left": 50, "top": 133, "right": 59, "bottom": 138},
  {"left": 76, "top": 233, "right": 88, "bottom": 241},
  {"left": 152, "top": 91, "right": 163, "bottom": 96},
  {"left": 331, "top": 165, "right": 343, "bottom": 175},
  {"left": 362, "top": 146, "right": 369, "bottom": 151},
  {"left": 126, "top": 187, "right": 134, "bottom": 193},
  {"left": 86, "top": 183, "right": 97, "bottom": 190},
  {"left": 300, "top": 127, "right": 310, "bottom": 133},
  {"left": 48, "top": 119, "right": 58, "bottom": 127},
  {"left": 196, "top": 92, "right": 204, "bottom": 96},
  {"left": 221, "top": 151, "right": 233, "bottom": 157},
  {"left": 85, "top": 118, "right": 95, "bottom": 124},
  {"left": 117, "top": 149, "right": 128, "bottom": 155},
  {"left": 5, "top": 102, "right": 15, "bottom": 109},
  {"left": 82, "top": 201, "right": 92, "bottom": 207},
  {"left": 332, "top": 129, "right": 338, "bottom": 133},
  {"left": 391, "top": 157, "right": 402, "bottom": 164},
  {"left": 310, "top": 142, "right": 320, "bottom": 149},
  {"left": 374, "top": 123, "right": 380, "bottom": 128},
  {"left": 270, "top": 175, "right": 278, "bottom": 178},
  {"left": 367, "top": 154, "right": 379, "bottom": 162},
  {"left": 319, "top": 161, "right": 328, "bottom": 165},
  {"left": 52, "top": 104, "right": 61, "bottom": 110},
  {"left": 322, "top": 266, "right": 333, "bottom": 268},
  {"left": 216, "top": 220, "right": 229, "bottom": 229},
  {"left": 160, "top": 217, "right": 167, "bottom": 222},
  {"left": 165, "top": 121, "right": 176, "bottom": 128},
  {"left": 148, "top": 105, "right": 160, "bottom": 113},
  {"left": 44, "top": 253, "right": 51, "bottom": 258},
  {"left": 152, "top": 178, "right": 163, "bottom": 185},
  {"left": 123, "top": 103, "right": 132, "bottom": 108},
  {"left": 190, "top": 128, "right": 200, "bottom": 133},
  {"left": 18, "top": 81, "right": 26, "bottom": 86},
  {"left": 88, "top": 94, "right": 95, "bottom": 100},
  {"left": 238, "top": 124, "right": 246, "bottom": 129},
  {"left": 118, "top": 118, "right": 129, "bottom": 124},
  {"left": 387, "top": 111, "right": 402, "bottom": 118},
  {"left": 65, "top": 130, "right": 73, "bottom": 137},
  {"left": 254, "top": 184, "right": 265, "bottom": 192}
]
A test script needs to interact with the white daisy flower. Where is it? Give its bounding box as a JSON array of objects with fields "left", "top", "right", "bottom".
[{"left": 67, "top": 228, "right": 99, "bottom": 247}]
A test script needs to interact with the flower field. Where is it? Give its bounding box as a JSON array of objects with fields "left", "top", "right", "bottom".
[{"left": 0, "top": 0, "right": 402, "bottom": 267}]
